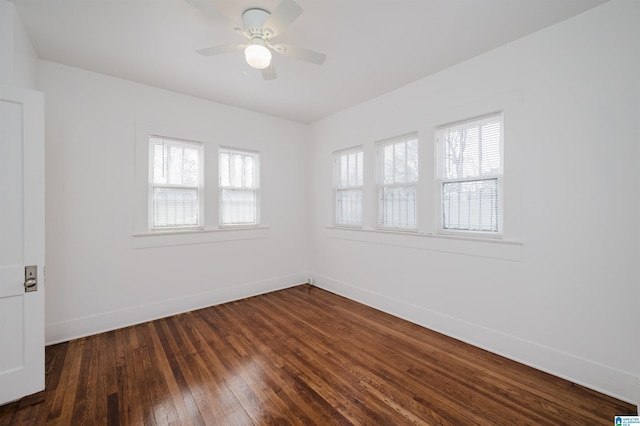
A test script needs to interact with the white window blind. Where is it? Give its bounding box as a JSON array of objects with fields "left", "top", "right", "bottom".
[
  {"left": 377, "top": 134, "right": 419, "bottom": 230},
  {"left": 437, "top": 112, "right": 503, "bottom": 233},
  {"left": 334, "top": 147, "right": 363, "bottom": 226},
  {"left": 219, "top": 148, "right": 259, "bottom": 226},
  {"left": 149, "top": 137, "right": 202, "bottom": 229}
]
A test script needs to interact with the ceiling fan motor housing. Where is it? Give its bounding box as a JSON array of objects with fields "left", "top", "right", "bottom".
[{"left": 243, "top": 8, "right": 272, "bottom": 39}]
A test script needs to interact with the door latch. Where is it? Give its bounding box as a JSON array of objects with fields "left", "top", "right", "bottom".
[{"left": 24, "top": 265, "right": 37, "bottom": 292}]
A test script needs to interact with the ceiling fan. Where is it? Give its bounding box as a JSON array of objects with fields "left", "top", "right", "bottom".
[{"left": 186, "top": 0, "right": 327, "bottom": 80}]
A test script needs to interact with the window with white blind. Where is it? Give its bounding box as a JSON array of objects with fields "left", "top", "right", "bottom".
[
  {"left": 377, "top": 134, "right": 419, "bottom": 231},
  {"left": 437, "top": 112, "right": 503, "bottom": 234},
  {"left": 149, "top": 136, "right": 203, "bottom": 229},
  {"left": 219, "top": 147, "right": 259, "bottom": 226},
  {"left": 334, "top": 147, "right": 363, "bottom": 226}
]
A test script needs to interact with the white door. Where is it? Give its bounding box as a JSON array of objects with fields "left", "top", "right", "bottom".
[{"left": 0, "top": 85, "right": 45, "bottom": 405}]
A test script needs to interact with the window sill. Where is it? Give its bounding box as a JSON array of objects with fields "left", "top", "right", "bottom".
[
  {"left": 325, "top": 226, "right": 522, "bottom": 261},
  {"left": 133, "top": 226, "right": 269, "bottom": 249}
]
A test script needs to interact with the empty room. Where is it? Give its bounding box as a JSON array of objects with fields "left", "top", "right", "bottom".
[{"left": 1, "top": 0, "right": 638, "bottom": 424}]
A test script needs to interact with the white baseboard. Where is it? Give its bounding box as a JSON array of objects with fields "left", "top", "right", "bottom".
[
  {"left": 45, "top": 273, "right": 308, "bottom": 345},
  {"left": 311, "top": 272, "right": 640, "bottom": 408}
]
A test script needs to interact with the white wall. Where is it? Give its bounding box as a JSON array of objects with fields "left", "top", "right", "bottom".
[
  {"left": 40, "top": 60, "right": 309, "bottom": 344},
  {"left": 308, "top": 0, "right": 640, "bottom": 405},
  {"left": 0, "top": 0, "right": 38, "bottom": 89}
]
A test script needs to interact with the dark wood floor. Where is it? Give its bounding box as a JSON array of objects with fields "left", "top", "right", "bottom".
[{"left": 0, "top": 285, "right": 635, "bottom": 425}]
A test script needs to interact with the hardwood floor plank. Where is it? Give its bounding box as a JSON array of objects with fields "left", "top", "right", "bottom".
[
  {"left": 175, "top": 314, "right": 248, "bottom": 424},
  {"left": 137, "top": 323, "right": 182, "bottom": 425},
  {"left": 70, "top": 336, "right": 96, "bottom": 424},
  {"left": 119, "top": 326, "right": 147, "bottom": 425},
  {"left": 98, "top": 332, "right": 115, "bottom": 420},
  {"left": 152, "top": 320, "right": 205, "bottom": 426},
  {"left": 47, "top": 339, "right": 83, "bottom": 425},
  {"left": 0, "top": 284, "right": 636, "bottom": 425}
]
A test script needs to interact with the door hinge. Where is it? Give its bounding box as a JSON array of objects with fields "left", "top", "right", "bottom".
[{"left": 24, "top": 265, "right": 37, "bottom": 292}]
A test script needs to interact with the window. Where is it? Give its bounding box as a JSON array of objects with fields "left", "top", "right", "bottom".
[
  {"left": 377, "top": 134, "right": 419, "bottom": 230},
  {"left": 149, "top": 137, "right": 203, "bottom": 230},
  {"left": 219, "top": 148, "right": 259, "bottom": 226},
  {"left": 436, "top": 112, "right": 503, "bottom": 234},
  {"left": 334, "top": 147, "right": 363, "bottom": 226}
]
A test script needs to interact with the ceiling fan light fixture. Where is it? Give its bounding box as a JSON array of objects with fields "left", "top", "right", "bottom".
[
  {"left": 190, "top": 0, "right": 326, "bottom": 80},
  {"left": 244, "top": 40, "right": 272, "bottom": 69}
]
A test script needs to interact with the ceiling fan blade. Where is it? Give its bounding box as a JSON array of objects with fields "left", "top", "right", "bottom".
[
  {"left": 276, "top": 44, "right": 326, "bottom": 65},
  {"left": 186, "top": 0, "right": 240, "bottom": 28},
  {"left": 261, "top": 64, "right": 277, "bottom": 81},
  {"left": 197, "top": 44, "right": 244, "bottom": 56},
  {"left": 263, "top": 0, "right": 303, "bottom": 36}
]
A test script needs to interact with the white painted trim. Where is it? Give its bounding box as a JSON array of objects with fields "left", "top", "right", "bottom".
[
  {"left": 132, "top": 226, "right": 270, "bottom": 248},
  {"left": 325, "top": 226, "right": 522, "bottom": 261},
  {"left": 45, "top": 272, "right": 307, "bottom": 345},
  {"left": 311, "top": 272, "right": 640, "bottom": 406}
]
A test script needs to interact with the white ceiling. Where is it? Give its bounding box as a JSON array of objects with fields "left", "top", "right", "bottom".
[{"left": 12, "top": 0, "right": 608, "bottom": 123}]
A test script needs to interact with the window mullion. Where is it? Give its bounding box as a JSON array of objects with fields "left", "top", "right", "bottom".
[
  {"left": 166, "top": 144, "right": 173, "bottom": 184},
  {"left": 404, "top": 140, "right": 409, "bottom": 183},
  {"left": 355, "top": 152, "right": 360, "bottom": 187},
  {"left": 229, "top": 153, "right": 235, "bottom": 189},
  {"left": 154, "top": 183, "right": 198, "bottom": 190},
  {"left": 338, "top": 184, "right": 363, "bottom": 191},
  {"left": 478, "top": 124, "right": 483, "bottom": 177},
  {"left": 392, "top": 144, "right": 397, "bottom": 184},
  {"left": 241, "top": 154, "right": 247, "bottom": 189}
]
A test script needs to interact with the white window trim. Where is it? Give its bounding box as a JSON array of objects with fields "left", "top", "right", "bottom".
[
  {"left": 325, "top": 225, "right": 522, "bottom": 261},
  {"left": 148, "top": 136, "right": 204, "bottom": 231},
  {"left": 333, "top": 146, "right": 364, "bottom": 228},
  {"left": 133, "top": 120, "right": 269, "bottom": 249},
  {"left": 325, "top": 88, "right": 523, "bottom": 259},
  {"left": 218, "top": 146, "right": 260, "bottom": 228},
  {"left": 376, "top": 133, "right": 419, "bottom": 232},
  {"left": 436, "top": 112, "right": 504, "bottom": 238}
]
